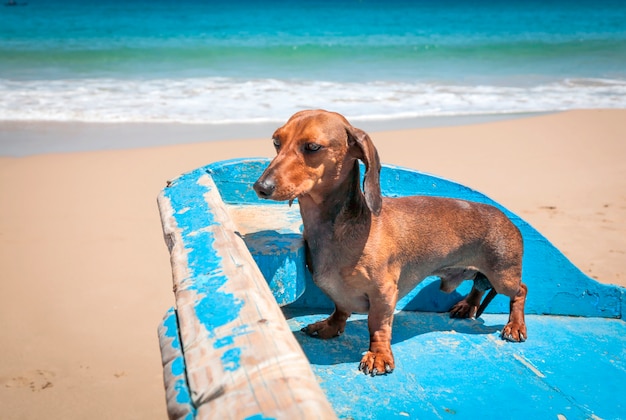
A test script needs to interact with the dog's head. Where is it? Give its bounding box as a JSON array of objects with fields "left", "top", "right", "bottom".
[{"left": 253, "top": 109, "right": 382, "bottom": 214}]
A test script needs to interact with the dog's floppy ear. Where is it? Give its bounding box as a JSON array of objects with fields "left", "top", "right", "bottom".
[{"left": 347, "top": 126, "right": 382, "bottom": 215}]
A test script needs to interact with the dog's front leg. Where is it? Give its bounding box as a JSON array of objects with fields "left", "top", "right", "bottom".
[
  {"left": 302, "top": 307, "right": 350, "bottom": 339},
  {"left": 359, "top": 282, "right": 398, "bottom": 376}
]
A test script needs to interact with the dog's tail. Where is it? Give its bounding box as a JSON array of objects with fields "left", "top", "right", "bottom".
[{"left": 476, "top": 288, "right": 498, "bottom": 318}]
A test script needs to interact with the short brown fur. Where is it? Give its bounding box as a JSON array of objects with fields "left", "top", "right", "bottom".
[{"left": 254, "top": 110, "right": 527, "bottom": 375}]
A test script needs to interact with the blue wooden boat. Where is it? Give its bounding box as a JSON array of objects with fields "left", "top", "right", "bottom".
[{"left": 157, "top": 158, "right": 625, "bottom": 419}]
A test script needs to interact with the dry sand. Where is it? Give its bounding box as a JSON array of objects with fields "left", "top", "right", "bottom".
[{"left": 0, "top": 109, "right": 624, "bottom": 419}]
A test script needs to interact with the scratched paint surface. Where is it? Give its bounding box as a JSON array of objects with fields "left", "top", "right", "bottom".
[{"left": 284, "top": 309, "right": 626, "bottom": 419}]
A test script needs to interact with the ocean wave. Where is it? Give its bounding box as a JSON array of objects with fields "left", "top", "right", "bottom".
[{"left": 1, "top": 77, "right": 625, "bottom": 123}]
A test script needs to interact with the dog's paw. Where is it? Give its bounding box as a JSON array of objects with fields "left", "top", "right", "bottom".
[
  {"left": 301, "top": 319, "right": 343, "bottom": 339},
  {"left": 449, "top": 300, "right": 477, "bottom": 319},
  {"left": 502, "top": 321, "right": 527, "bottom": 342},
  {"left": 359, "top": 351, "right": 395, "bottom": 376}
]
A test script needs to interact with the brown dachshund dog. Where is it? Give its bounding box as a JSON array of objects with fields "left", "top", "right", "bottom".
[{"left": 254, "top": 110, "right": 527, "bottom": 376}]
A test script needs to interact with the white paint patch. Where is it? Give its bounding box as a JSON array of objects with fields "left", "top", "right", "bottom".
[
  {"left": 487, "top": 333, "right": 506, "bottom": 347},
  {"left": 436, "top": 337, "right": 461, "bottom": 349},
  {"left": 513, "top": 354, "right": 546, "bottom": 378}
]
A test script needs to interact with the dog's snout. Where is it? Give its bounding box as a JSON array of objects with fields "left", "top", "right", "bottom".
[{"left": 253, "top": 178, "right": 276, "bottom": 199}]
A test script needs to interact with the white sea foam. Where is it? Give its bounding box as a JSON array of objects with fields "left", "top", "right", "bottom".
[{"left": 1, "top": 77, "right": 625, "bottom": 123}]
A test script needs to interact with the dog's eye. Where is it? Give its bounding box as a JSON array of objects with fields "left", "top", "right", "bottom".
[
  {"left": 304, "top": 143, "right": 322, "bottom": 153},
  {"left": 272, "top": 138, "right": 281, "bottom": 149}
]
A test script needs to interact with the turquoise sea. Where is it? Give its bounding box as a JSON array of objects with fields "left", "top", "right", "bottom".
[{"left": 1, "top": 0, "right": 626, "bottom": 123}]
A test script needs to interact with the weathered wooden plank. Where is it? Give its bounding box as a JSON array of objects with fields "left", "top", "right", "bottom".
[{"left": 157, "top": 168, "right": 336, "bottom": 419}]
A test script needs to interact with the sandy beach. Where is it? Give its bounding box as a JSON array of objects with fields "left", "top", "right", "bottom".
[{"left": 0, "top": 109, "right": 624, "bottom": 419}]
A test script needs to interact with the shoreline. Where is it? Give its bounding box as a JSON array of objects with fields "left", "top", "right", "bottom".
[{"left": 0, "top": 112, "right": 548, "bottom": 157}]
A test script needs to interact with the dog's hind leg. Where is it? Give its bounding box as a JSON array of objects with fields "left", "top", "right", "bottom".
[
  {"left": 501, "top": 282, "right": 527, "bottom": 342},
  {"left": 476, "top": 288, "right": 498, "bottom": 318},
  {"left": 449, "top": 272, "right": 492, "bottom": 319}
]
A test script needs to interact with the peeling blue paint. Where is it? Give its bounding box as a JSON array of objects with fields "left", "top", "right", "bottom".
[
  {"left": 193, "top": 287, "right": 244, "bottom": 339},
  {"left": 174, "top": 378, "right": 193, "bottom": 406},
  {"left": 244, "top": 414, "right": 276, "bottom": 420},
  {"left": 162, "top": 307, "right": 181, "bottom": 350},
  {"left": 221, "top": 347, "right": 242, "bottom": 372},
  {"left": 253, "top": 253, "right": 305, "bottom": 306},
  {"left": 213, "top": 325, "right": 252, "bottom": 349},
  {"left": 171, "top": 355, "right": 185, "bottom": 377},
  {"left": 213, "top": 335, "right": 235, "bottom": 349},
  {"left": 158, "top": 309, "right": 196, "bottom": 418},
  {"left": 164, "top": 169, "right": 244, "bottom": 372}
]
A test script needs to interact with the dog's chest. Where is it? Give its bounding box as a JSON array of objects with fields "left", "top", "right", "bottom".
[{"left": 306, "top": 232, "right": 370, "bottom": 313}]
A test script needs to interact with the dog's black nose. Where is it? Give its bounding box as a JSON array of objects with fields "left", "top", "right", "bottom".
[{"left": 253, "top": 178, "right": 276, "bottom": 198}]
